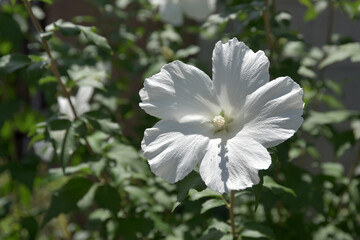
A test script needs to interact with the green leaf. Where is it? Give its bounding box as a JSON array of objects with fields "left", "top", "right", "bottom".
[
  {"left": 37, "top": 0, "right": 53, "bottom": 4},
  {"left": 199, "top": 228, "right": 225, "bottom": 240},
  {"left": 320, "top": 43, "right": 360, "bottom": 69},
  {"left": 80, "top": 26, "right": 112, "bottom": 53},
  {"left": 46, "top": 20, "right": 112, "bottom": 53},
  {"left": 0, "top": 197, "right": 12, "bottom": 219},
  {"left": 124, "top": 186, "right": 153, "bottom": 205},
  {"left": 174, "top": 45, "right": 200, "bottom": 59},
  {"left": 77, "top": 184, "right": 98, "bottom": 210},
  {"left": 48, "top": 163, "right": 91, "bottom": 178},
  {"left": 53, "top": 20, "right": 81, "bottom": 36},
  {"left": 39, "top": 75, "right": 57, "bottom": 85},
  {"left": 68, "top": 65, "right": 106, "bottom": 90},
  {"left": 189, "top": 188, "right": 223, "bottom": 201},
  {"left": 242, "top": 222, "right": 275, "bottom": 240},
  {"left": 85, "top": 111, "right": 121, "bottom": 135},
  {"left": 299, "top": 0, "right": 317, "bottom": 21},
  {"left": 48, "top": 119, "right": 80, "bottom": 173},
  {"left": 60, "top": 124, "right": 76, "bottom": 171},
  {"left": 115, "top": 217, "right": 153, "bottom": 238},
  {"left": 42, "top": 177, "right": 93, "bottom": 226},
  {"left": 172, "top": 171, "right": 207, "bottom": 211},
  {"left": 21, "top": 216, "right": 38, "bottom": 240},
  {"left": 201, "top": 198, "right": 226, "bottom": 214},
  {"left": 95, "top": 184, "right": 121, "bottom": 214},
  {"left": 252, "top": 179, "right": 263, "bottom": 212},
  {"left": 263, "top": 176, "right": 296, "bottom": 197},
  {"left": 321, "top": 162, "right": 344, "bottom": 178},
  {"left": 40, "top": 31, "right": 54, "bottom": 40},
  {"left": 89, "top": 157, "right": 107, "bottom": 177},
  {"left": 0, "top": 53, "right": 30, "bottom": 76},
  {"left": 302, "top": 110, "right": 355, "bottom": 133}
]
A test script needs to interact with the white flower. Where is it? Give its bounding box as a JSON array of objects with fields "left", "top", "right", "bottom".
[
  {"left": 140, "top": 38, "right": 304, "bottom": 193},
  {"left": 33, "top": 140, "right": 54, "bottom": 162},
  {"left": 149, "top": 0, "right": 216, "bottom": 26},
  {"left": 58, "top": 86, "right": 94, "bottom": 120}
]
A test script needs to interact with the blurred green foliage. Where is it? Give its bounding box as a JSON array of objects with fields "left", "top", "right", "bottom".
[{"left": 0, "top": 0, "right": 360, "bottom": 239}]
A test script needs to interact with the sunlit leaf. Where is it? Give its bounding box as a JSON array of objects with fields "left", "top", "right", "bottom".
[
  {"left": 0, "top": 53, "right": 30, "bottom": 76},
  {"left": 263, "top": 176, "right": 296, "bottom": 197},
  {"left": 201, "top": 198, "right": 225, "bottom": 214}
]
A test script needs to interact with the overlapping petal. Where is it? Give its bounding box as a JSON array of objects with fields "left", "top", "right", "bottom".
[
  {"left": 241, "top": 76, "right": 304, "bottom": 148},
  {"left": 140, "top": 60, "right": 221, "bottom": 123},
  {"left": 212, "top": 38, "right": 270, "bottom": 117},
  {"left": 199, "top": 134, "right": 271, "bottom": 193},
  {"left": 142, "top": 120, "right": 212, "bottom": 183}
]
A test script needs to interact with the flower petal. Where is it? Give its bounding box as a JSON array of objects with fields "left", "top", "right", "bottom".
[
  {"left": 241, "top": 76, "right": 304, "bottom": 148},
  {"left": 212, "top": 38, "right": 269, "bottom": 117},
  {"left": 199, "top": 135, "right": 271, "bottom": 193},
  {"left": 140, "top": 60, "right": 221, "bottom": 122},
  {"left": 180, "top": 0, "right": 216, "bottom": 21},
  {"left": 142, "top": 120, "right": 212, "bottom": 183}
]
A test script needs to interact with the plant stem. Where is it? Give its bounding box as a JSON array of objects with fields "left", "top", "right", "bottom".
[
  {"left": 22, "top": 0, "right": 94, "bottom": 156},
  {"left": 263, "top": 0, "right": 273, "bottom": 65},
  {"left": 229, "top": 190, "right": 236, "bottom": 239}
]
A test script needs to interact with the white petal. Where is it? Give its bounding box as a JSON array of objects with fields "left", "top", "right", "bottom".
[
  {"left": 142, "top": 120, "right": 212, "bottom": 183},
  {"left": 180, "top": 0, "right": 216, "bottom": 21},
  {"left": 241, "top": 76, "right": 304, "bottom": 148},
  {"left": 58, "top": 96, "right": 76, "bottom": 120},
  {"left": 33, "top": 141, "right": 54, "bottom": 162},
  {"left": 199, "top": 135, "right": 271, "bottom": 193},
  {"left": 158, "top": 0, "right": 183, "bottom": 26},
  {"left": 139, "top": 60, "right": 221, "bottom": 122},
  {"left": 212, "top": 38, "right": 270, "bottom": 117}
]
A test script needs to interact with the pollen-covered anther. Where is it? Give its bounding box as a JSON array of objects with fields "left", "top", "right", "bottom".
[{"left": 212, "top": 115, "right": 226, "bottom": 128}]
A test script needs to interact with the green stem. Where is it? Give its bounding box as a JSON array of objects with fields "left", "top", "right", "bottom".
[
  {"left": 22, "top": 0, "right": 94, "bottom": 156},
  {"left": 229, "top": 190, "right": 236, "bottom": 238}
]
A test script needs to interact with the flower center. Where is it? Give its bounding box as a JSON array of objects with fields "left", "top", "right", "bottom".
[{"left": 212, "top": 115, "right": 226, "bottom": 128}]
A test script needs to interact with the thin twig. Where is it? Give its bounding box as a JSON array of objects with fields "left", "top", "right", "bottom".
[
  {"left": 23, "top": 0, "right": 94, "bottom": 156},
  {"left": 263, "top": 0, "right": 273, "bottom": 66},
  {"left": 229, "top": 190, "right": 236, "bottom": 239}
]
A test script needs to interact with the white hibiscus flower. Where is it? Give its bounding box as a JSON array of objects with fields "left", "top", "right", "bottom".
[
  {"left": 57, "top": 86, "right": 94, "bottom": 121},
  {"left": 140, "top": 38, "right": 304, "bottom": 193},
  {"left": 149, "top": 0, "right": 216, "bottom": 26}
]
